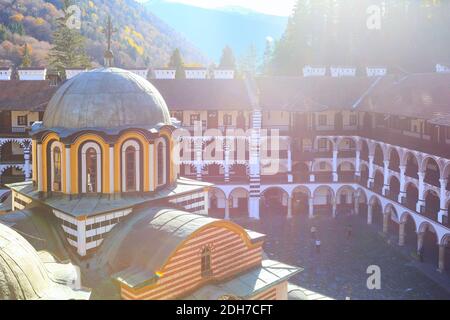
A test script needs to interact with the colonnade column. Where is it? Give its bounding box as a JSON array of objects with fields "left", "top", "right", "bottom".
[
  {"left": 65, "top": 145, "right": 71, "bottom": 194},
  {"left": 439, "top": 178, "right": 447, "bottom": 224},
  {"left": 23, "top": 147, "right": 31, "bottom": 181},
  {"left": 195, "top": 138, "right": 203, "bottom": 181},
  {"left": 224, "top": 197, "right": 230, "bottom": 220},
  {"left": 224, "top": 143, "right": 230, "bottom": 183},
  {"left": 367, "top": 203, "right": 373, "bottom": 225},
  {"left": 417, "top": 232, "right": 425, "bottom": 255},
  {"left": 287, "top": 142, "right": 293, "bottom": 183},
  {"left": 398, "top": 165, "right": 406, "bottom": 203},
  {"left": 416, "top": 171, "right": 425, "bottom": 212},
  {"left": 308, "top": 197, "right": 314, "bottom": 219},
  {"left": 398, "top": 222, "right": 405, "bottom": 246},
  {"left": 383, "top": 160, "right": 390, "bottom": 196},
  {"left": 287, "top": 196, "right": 293, "bottom": 219},
  {"left": 368, "top": 155, "right": 374, "bottom": 189},
  {"left": 332, "top": 199, "right": 337, "bottom": 218},
  {"left": 355, "top": 149, "right": 361, "bottom": 178},
  {"left": 332, "top": 148, "right": 338, "bottom": 182},
  {"left": 383, "top": 212, "right": 389, "bottom": 234}
]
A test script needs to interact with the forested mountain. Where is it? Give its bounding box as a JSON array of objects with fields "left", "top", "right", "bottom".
[
  {"left": 0, "top": 0, "right": 206, "bottom": 68},
  {"left": 269, "top": 0, "right": 450, "bottom": 76},
  {"left": 145, "top": 0, "right": 288, "bottom": 62}
]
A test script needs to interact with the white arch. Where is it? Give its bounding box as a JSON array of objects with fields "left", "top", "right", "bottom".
[
  {"left": 121, "top": 140, "right": 141, "bottom": 192},
  {"left": 50, "top": 141, "right": 63, "bottom": 192},
  {"left": 81, "top": 142, "right": 102, "bottom": 193}
]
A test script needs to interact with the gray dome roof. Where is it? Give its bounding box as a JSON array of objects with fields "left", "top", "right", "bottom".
[{"left": 43, "top": 68, "right": 172, "bottom": 129}]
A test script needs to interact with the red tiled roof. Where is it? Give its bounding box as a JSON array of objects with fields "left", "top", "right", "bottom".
[
  {"left": 0, "top": 80, "right": 57, "bottom": 112},
  {"left": 150, "top": 79, "right": 253, "bottom": 110},
  {"left": 359, "top": 73, "right": 450, "bottom": 120}
]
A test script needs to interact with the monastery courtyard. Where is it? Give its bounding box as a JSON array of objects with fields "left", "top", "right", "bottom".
[{"left": 223, "top": 209, "right": 450, "bottom": 300}]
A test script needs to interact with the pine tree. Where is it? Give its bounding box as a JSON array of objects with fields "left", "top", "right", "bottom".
[
  {"left": 219, "top": 46, "right": 236, "bottom": 69},
  {"left": 261, "top": 38, "right": 274, "bottom": 75},
  {"left": 48, "top": 0, "right": 91, "bottom": 75},
  {"left": 238, "top": 44, "right": 259, "bottom": 76},
  {"left": 20, "top": 43, "right": 32, "bottom": 67},
  {"left": 168, "top": 48, "right": 185, "bottom": 79}
]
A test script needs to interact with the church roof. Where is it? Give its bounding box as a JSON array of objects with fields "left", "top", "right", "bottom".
[
  {"left": 150, "top": 79, "right": 253, "bottom": 111},
  {"left": 7, "top": 177, "right": 211, "bottom": 218},
  {"left": 93, "top": 206, "right": 264, "bottom": 288},
  {"left": 0, "top": 80, "right": 56, "bottom": 111},
  {"left": 42, "top": 68, "right": 172, "bottom": 130}
]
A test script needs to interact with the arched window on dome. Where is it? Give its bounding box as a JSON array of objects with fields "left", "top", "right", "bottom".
[
  {"left": 157, "top": 139, "right": 167, "bottom": 186},
  {"left": 81, "top": 142, "right": 102, "bottom": 193},
  {"left": 121, "top": 140, "right": 141, "bottom": 192},
  {"left": 50, "top": 142, "right": 62, "bottom": 192}
]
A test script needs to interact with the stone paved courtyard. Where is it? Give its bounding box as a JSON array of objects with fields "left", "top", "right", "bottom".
[{"left": 235, "top": 210, "right": 450, "bottom": 300}]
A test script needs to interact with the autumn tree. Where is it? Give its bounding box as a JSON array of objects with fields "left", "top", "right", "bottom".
[{"left": 20, "top": 43, "right": 31, "bottom": 67}]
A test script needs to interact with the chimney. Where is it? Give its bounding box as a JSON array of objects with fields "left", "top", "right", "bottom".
[
  {"left": 436, "top": 63, "right": 450, "bottom": 74},
  {"left": 330, "top": 66, "right": 356, "bottom": 78},
  {"left": 303, "top": 65, "right": 327, "bottom": 77},
  {"left": 213, "top": 69, "right": 235, "bottom": 79},
  {"left": 366, "top": 67, "right": 387, "bottom": 77},
  {"left": 185, "top": 67, "right": 208, "bottom": 79},
  {"left": 0, "top": 67, "right": 12, "bottom": 80},
  {"left": 128, "top": 68, "right": 149, "bottom": 79},
  {"left": 17, "top": 67, "right": 47, "bottom": 80},
  {"left": 153, "top": 68, "right": 176, "bottom": 79}
]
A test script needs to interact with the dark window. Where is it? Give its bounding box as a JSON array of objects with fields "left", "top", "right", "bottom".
[
  {"left": 125, "top": 146, "right": 136, "bottom": 191},
  {"left": 223, "top": 114, "right": 232, "bottom": 126},
  {"left": 17, "top": 115, "right": 27, "bottom": 126},
  {"left": 349, "top": 115, "right": 357, "bottom": 126},
  {"left": 53, "top": 147, "right": 62, "bottom": 191},
  {"left": 190, "top": 114, "right": 200, "bottom": 126},
  {"left": 86, "top": 147, "right": 97, "bottom": 193},
  {"left": 157, "top": 142, "right": 165, "bottom": 185},
  {"left": 318, "top": 115, "right": 327, "bottom": 126}
]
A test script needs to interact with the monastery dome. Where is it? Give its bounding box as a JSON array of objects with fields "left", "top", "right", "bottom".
[{"left": 42, "top": 68, "right": 172, "bottom": 130}]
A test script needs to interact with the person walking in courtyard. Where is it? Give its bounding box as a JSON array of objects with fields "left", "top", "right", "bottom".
[
  {"left": 315, "top": 239, "right": 321, "bottom": 254},
  {"left": 346, "top": 224, "right": 352, "bottom": 240}
]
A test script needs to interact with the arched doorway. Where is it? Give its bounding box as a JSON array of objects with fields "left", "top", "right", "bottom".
[
  {"left": 292, "top": 186, "right": 311, "bottom": 216},
  {"left": 424, "top": 190, "right": 440, "bottom": 221},
  {"left": 313, "top": 161, "right": 333, "bottom": 182},
  {"left": 230, "top": 164, "right": 248, "bottom": 183},
  {"left": 208, "top": 188, "right": 227, "bottom": 218},
  {"left": 388, "top": 148, "right": 400, "bottom": 172},
  {"left": 405, "top": 182, "right": 419, "bottom": 211},
  {"left": 313, "top": 186, "right": 334, "bottom": 216},
  {"left": 261, "top": 187, "right": 289, "bottom": 217},
  {"left": 336, "top": 186, "right": 355, "bottom": 216},
  {"left": 400, "top": 212, "right": 417, "bottom": 249},
  {"left": 423, "top": 158, "right": 440, "bottom": 188},
  {"left": 0, "top": 166, "right": 24, "bottom": 186},
  {"left": 388, "top": 176, "right": 400, "bottom": 201},
  {"left": 418, "top": 223, "right": 439, "bottom": 268},
  {"left": 360, "top": 163, "right": 369, "bottom": 187},
  {"left": 229, "top": 188, "right": 249, "bottom": 218},
  {"left": 373, "top": 169, "right": 384, "bottom": 194},
  {"left": 337, "top": 161, "right": 355, "bottom": 182}
]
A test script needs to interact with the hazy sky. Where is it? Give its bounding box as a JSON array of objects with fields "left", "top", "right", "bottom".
[{"left": 138, "top": 0, "right": 296, "bottom": 16}]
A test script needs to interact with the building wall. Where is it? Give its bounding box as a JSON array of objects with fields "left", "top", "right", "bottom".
[{"left": 11, "top": 111, "right": 40, "bottom": 128}]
